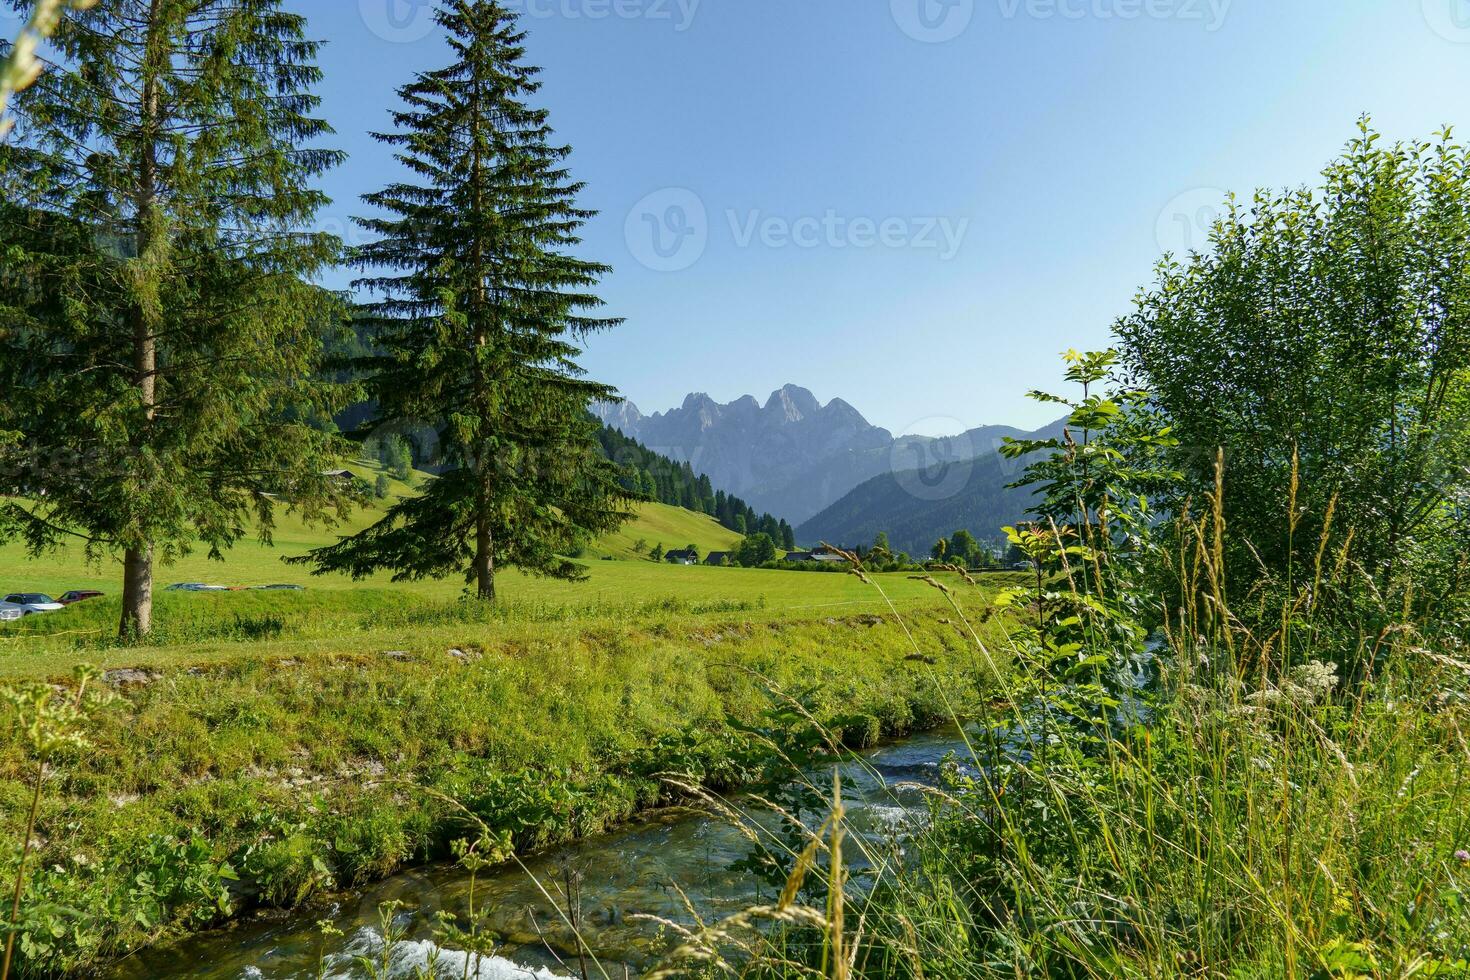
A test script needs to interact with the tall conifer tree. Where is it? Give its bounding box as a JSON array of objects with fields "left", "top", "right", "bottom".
[
  {"left": 300, "top": 1, "right": 630, "bottom": 600},
  {"left": 0, "top": 0, "right": 355, "bottom": 637}
]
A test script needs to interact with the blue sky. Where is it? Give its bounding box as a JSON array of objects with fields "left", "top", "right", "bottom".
[{"left": 12, "top": 1, "right": 1470, "bottom": 434}]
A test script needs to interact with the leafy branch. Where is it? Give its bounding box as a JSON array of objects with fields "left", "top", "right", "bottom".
[{"left": 0, "top": 0, "right": 96, "bottom": 140}]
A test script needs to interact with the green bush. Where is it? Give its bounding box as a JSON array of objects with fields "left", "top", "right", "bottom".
[{"left": 325, "top": 802, "right": 414, "bottom": 886}]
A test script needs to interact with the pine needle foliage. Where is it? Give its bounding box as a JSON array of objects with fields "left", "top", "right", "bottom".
[
  {"left": 300, "top": 1, "right": 631, "bottom": 600},
  {"left": 0, "top": 0, "right": 358, "bottom": 638}
]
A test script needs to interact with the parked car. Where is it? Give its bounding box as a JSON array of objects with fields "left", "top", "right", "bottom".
[
  {"left": 252, "top": 584, "right": 305, "bottom": 591},
  {"left": 165, "top": 583, "right": 230, "bottom": 592},
  {"left": 57, "top": 590, "right": 104, "bottom": 606},
  {"left": 1, "top": 593, "right": 65, "bottom": 615}
]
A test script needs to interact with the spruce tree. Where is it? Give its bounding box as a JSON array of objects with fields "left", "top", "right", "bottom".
[
  {"left": 300, "top": 1, "right": 630, "bottom": 600},
  {"left": 0, "top": 0, "right": 354, "bottom": 637},
  {"left": 780, "top": 520, "right": 796, "bottom": 551}
]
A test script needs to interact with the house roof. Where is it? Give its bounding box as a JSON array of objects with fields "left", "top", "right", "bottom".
[{"left": 787, "top": 550, "right": 846, "bottom": 563}]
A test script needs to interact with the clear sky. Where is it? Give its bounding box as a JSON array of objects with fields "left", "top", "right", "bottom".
[{"left": 11, "top": 1, "right": 1470, "bottom": 435}]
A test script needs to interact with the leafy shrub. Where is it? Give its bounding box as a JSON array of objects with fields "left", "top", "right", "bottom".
[
  {"left": 324, "top": 802, "right": 413, "bottom": 886},
  {"left": 126, "top": 834, "right": 237, "bottom": 929},
  {"left": 831, "top": 712, "right": 881, "bottom": 749},
  {"left": 240, "top": 830, "right": 334, "bottom": 907}
]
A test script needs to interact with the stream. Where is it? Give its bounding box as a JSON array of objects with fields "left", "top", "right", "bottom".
[{"left": 106, "top": 728, "right": 978, "bottom": 979}]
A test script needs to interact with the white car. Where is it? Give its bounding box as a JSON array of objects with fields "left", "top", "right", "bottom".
[{"left": 1, "top": 593, "right": 65, "bottom": 616}]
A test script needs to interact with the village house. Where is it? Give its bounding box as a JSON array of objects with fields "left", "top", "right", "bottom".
[{"left": 785, "top": 550, "right": 846, "bottom": 565}]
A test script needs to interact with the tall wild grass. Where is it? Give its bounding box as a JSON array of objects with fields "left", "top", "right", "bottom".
[{"left": 640, "top": 371, "right": 1470, "bottom": 978}]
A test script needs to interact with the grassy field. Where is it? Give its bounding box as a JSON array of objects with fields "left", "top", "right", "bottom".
[
  {"left": 0, "top": 496, "right": 747, "bottom": 598},
  {"left": 0, "top": 490, "right": 996, "bottom": 679},
  {"left": 582, "top": 499, "right": 744, "bottom": 561}
]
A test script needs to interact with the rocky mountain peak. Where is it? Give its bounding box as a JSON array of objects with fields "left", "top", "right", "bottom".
[
  {"left": 680, "top": 391, "right": 715, "bottom": 411},
  {"left": 592, "top": 385, "right": 891, "bottom": 522},
  {"left": 594, "top": 400, "right": 644, "bottom": 433},
  {"left": 595, "top": 387, "right": 1055, "bottom": 532},
  {"left": 763, "top": 384, "right": 821, "bottom": 422}
]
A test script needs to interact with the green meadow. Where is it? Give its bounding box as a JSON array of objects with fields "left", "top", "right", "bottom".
[{"left": 0, "top": 484, "right": 999, "bottom": 679}]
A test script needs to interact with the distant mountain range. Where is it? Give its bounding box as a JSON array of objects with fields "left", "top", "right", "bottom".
[
  {"left": 796, "top": 429, "right": 1060, "bottom": 557},
  {"left": 595, "top": 387, "right": 1064, "bottom": 549}
]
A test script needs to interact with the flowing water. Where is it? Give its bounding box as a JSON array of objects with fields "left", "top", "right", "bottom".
[{"left": 107, "top": 728, "right": 977, "bottom": 979}]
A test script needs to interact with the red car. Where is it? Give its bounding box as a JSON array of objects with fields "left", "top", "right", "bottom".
[{"left": 57, "top": 590, "right": 104, "bottom": 606}]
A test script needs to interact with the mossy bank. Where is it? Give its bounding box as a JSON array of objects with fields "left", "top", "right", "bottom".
[{"left": 0, "top": 602, "right": 1008, "bottom": 977}]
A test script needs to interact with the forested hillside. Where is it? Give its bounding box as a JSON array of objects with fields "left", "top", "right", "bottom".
[
  {"left": 796, "top": 418, "right": 1064, "bottom": 553},
  {"left": 595, "top": 424, "right": 796, "bottom": 549}
]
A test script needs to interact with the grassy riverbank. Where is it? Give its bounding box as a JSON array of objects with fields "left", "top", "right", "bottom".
[
  {"left": 712, "top": 609, "right": 1470, "bottom": 980},
  {"left": 0, "top": 595, "right": 1011, "bottom": 977}
]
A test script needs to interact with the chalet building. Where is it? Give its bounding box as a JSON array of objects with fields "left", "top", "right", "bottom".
[
  {"left": 664, "top": 549, "right": 699, "bottom": 565},
  {"left": 705, "top": 552, "right": 732, "bottom": 567},
  {"left": 785, "top": 550, "right": 846, "bottom": 565}
]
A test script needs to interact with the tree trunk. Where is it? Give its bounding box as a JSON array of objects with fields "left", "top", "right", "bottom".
[
  {"left": 120, "top": 0, "right": 164, "bottom": 639},
  {"left": 120, "top": 545, "right": 153, "bottom": 637},
  {"left": 474, "top": 515, "right": 495, "bottom": 602},
  {"left": 468, "top": 57, "right": 495, "bottom": 606}
]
